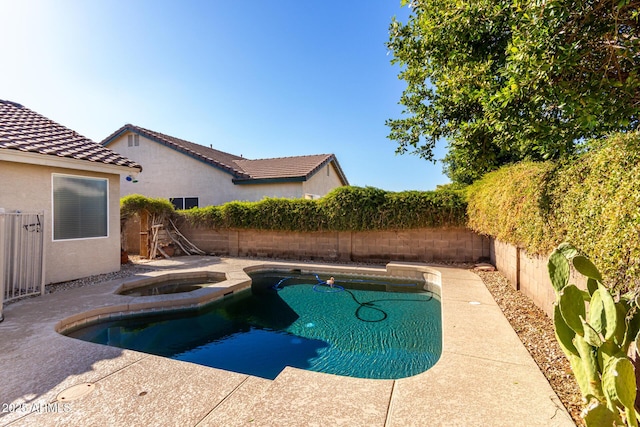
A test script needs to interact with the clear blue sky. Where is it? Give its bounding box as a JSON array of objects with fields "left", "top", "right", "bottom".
[{"left": 0, "top": 1, "right": 449, "bottom": 191}]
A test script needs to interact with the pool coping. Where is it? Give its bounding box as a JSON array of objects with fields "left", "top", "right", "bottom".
[{"left": 0, "top": 256, "right": 575, "bottom": 426}]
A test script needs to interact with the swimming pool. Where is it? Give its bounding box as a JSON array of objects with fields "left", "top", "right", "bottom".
[{"left": 66, "top": 270, "right": 442, "bottom": 380}]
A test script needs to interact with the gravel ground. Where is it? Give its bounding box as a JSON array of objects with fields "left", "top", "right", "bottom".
[
  {"left": 475, "top": 269, "right": 584, "bottom": 426},
  {"left": 2, "top": 258, "right": 585, "bottom": 424},
  {"left": 44, "top": 263, "right": 149, "bottom": 295},
  {"left": 44, "top": 257, "right": 164, "bottom": 295}
]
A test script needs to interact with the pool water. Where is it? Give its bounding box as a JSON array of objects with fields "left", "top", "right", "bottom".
[
  {"left": 67, "top": 271, "right": 442, "bottom": 380},
  {"left": 119, "top": 278, "right": 221, "bottom": 296}
]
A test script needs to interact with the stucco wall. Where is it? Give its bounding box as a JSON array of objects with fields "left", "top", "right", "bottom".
[
  {"left": 302, "top": 163, "right": 345, "bottom": 197},
  {"left": 108, "top": 133, "right": 241, "bottom": 206},
  {"left": 0, "top": 161, "right": 122, "bottom": 284},
  {"left": 233, "top": 182, "right": 303, "bottom": 201},
  {"left": 108, "top": 132, "right": 346, "bottom": 205}
]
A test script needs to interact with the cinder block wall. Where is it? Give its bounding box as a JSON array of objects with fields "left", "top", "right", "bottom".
[
  {"left": 175, "top": 226, "right": 490, "bottom": 264},
  {"left": 490, "top": 238, "right": 587, "bottom": 318},
  {"left": 491, "top": 240, "right": 519, "bottom": 290},
  {"left": 125, "top": 217, "right": 596, "bottom": 322}
]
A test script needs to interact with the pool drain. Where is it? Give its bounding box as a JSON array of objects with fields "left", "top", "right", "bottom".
[{"left": 56, "top": 383, "right": 96, "bottom": 402}]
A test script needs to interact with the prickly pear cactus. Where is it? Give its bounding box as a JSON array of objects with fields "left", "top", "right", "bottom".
[{"left": 548, "top": 243, "right": 640, "bottom": 427}]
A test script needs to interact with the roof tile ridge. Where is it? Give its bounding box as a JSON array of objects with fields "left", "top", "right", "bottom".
[
  {"left": 127, "top": 125, "right": 251, "bottom": 178},
  {"left": 237, "top": 153, "right": 333, "bottom": 162},
  {"left": 131, "top": 125, "right": 244, "bottom": 159},
  {"left": 0, "top": 99, "right": 24, "bottom": 108}
]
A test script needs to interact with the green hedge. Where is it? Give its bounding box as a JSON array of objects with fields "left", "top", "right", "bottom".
[
  {"left": 467, "top": 131, "right": 640, "bottom": 288},
  {"left": 183, "top": 198, "right": 326, "bottom": 231},
  {"left": 180, "top": 186, "right": 467, "bottom": 232},
  {"left": 120, "top": 194, "right": 175, "bottom": 219},
  {"left": 466, "top": 161, "right": 557, "bottom": 253}
]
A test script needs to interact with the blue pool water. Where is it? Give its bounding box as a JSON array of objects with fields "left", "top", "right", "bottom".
[{"left": 67, "top": 271, "right": 442, "bottom": 380}]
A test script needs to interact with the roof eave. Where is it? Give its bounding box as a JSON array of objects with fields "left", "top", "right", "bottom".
[
  {"left": 0, "top": 148, "right": 142, "bottom": 175},
  {"left": 304, "top": 155, "right": 349, "bottom": 186},
  {"left": 101, "top": 125, "right": 130, "bottom": 147},
  {"left": 331, "top": 158, "right": 349, "bottom": 186},
  {"left": 232, "top": 176, "right": 307, "bottom": 185},
  {"left": 103, "top": 125, "right": 250, "bottom": 179}
]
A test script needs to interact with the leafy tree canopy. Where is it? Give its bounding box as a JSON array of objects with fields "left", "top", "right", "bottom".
[{"left": 387, "top": 0, "right": 639, "bottom": 184}]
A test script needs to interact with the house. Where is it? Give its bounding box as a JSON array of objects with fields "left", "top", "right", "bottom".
[
  {"left": 101, "top": 124, "right": 349, "bottom": 208},
  {"left": 0, "top": 100, "right": 142, "bottom": 284}
]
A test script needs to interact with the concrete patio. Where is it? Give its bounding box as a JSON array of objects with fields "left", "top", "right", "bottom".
[{"left": 0, "top": 256, "right": 574, "bottom": 426}]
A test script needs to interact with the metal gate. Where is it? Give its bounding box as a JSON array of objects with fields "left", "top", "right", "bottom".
[{"left": 0, "top": 209, "right": 45, "bottom": 321}]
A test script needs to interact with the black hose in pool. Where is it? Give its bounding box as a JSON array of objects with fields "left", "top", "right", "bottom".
[{"left": 311, "top": 275, "right": 434, "bottom": 323}]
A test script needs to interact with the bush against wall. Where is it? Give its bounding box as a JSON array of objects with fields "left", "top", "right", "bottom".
[
  {"left": 551, "top": 133, "right": 640, "bottom": 287},
  {"left": 179, "top": 186, "right": 467, "bottom": 232},
  {"left": 466, "top": 161, "right": 557, "bottom": 253},
  {"left": 467, "top": 131, "right": 640, "bottom": 288},
  {"left": 120, "top": 194, "right": 175, "bottom": 220}
]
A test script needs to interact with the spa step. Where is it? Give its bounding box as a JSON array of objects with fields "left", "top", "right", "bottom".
[{"left": 196, "top": 375, "right": 272, "bottom": 426}]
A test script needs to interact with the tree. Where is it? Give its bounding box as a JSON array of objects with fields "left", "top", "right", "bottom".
[{"left": 387, "top": 0, "right": 640, "bottom": 184}]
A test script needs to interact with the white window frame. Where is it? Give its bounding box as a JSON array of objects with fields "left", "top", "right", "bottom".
[
  {"left": 52, "top": 173, "right": 109, "bottom": 241},
  {"left": 127, "top": 134, "right": 140, "bottom": 147}
]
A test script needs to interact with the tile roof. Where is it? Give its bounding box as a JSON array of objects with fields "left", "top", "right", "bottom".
[
  {"left": 233, "top": 154, "right": 335, "bottom": 181},
  {"left": 102, "top": 124, "right": 349, "bottom": 185},
  {"left": 102, "top": 124, "right": 249, "bottom": 178},
  {"left": 0, "top": 100, "right": 141, "bottom": 171}
]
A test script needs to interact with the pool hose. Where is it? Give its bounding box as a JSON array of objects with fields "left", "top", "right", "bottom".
[
  {"left": 271, "top": 274, "right": 433, "bottom": 322},
  {"left": 271, "top": 277, "right": 293, "bottom": 291},
  {"left": 311, "top": 275, "right": 434, "bottom": 323}
]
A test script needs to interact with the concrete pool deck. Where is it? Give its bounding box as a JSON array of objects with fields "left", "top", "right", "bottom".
[{"left": 0, "top": 256, "right": 575, "bottom": 426}]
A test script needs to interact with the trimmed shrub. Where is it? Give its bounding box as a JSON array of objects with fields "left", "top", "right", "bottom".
[
  {"left": 179, "top": 186, "right": 467, "bottom": 232},
  {"left": 120, "top": 194, "right": 175, "bottom": 220},
  {"left": 320, "top": 186, "right": 388, "bottom": 230},
  {"left": 551, "top": 133, "right": 640, "bottom": 286},
  {"left": 466, "top": 161, "right": 557, "bottom": 253},
  {"left": 467, "top": 131, "right": 640, "bottom": 289}
]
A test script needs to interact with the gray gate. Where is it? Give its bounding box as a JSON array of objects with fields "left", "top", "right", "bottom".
[{"left": 0, "top": 209, "right": 45, "bottom": 321}]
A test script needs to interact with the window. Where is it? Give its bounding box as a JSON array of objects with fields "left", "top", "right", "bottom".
[
  {"left": 170, "top": 197, "right": 199, "bottom": 210},
  {"left": 170, "top": 198, "right": 184, "bottom": 210},
  {"left": 53, "top": 174, "right": 108, "bottom": 240},
  {"left": 185, "top": 197, "right": 199, "bottom": 209},
  {"left": 127, "top": 134, "right": 139, "bottom": 147}
]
